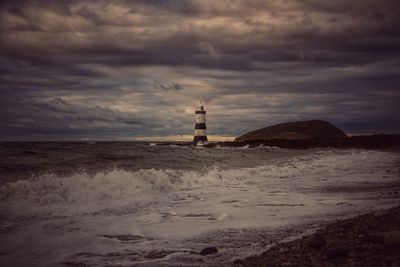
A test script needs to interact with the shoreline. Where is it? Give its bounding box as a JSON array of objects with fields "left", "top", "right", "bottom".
[
  {"left": 154, "top": 134, "right": 400, "bottom": 150},
  {"left": 233, "top": 206, "right": 400, "bottom": 267},
  {"left": 2, "top": 134, "right": 399, "bottom": 150}
]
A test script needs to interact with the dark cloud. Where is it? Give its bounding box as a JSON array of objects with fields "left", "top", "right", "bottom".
[
  {"left": 0, "top": 0, "right": 399, "bottom": 140},
  {"left": 0, "top": 96, "right": 153, "bottom": 140},
  {"left": 153, "top": 82, "right": 183, "bottom": 91}
]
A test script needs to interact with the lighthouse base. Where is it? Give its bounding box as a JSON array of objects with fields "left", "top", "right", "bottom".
[{"left": 193, "top": 136, "right": 208, "bottom": 144}]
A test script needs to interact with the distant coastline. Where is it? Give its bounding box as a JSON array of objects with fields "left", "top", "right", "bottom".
[
  {"left": 211, "top": 120, "right": 400, "bottom": 149},
  {"left": 155, "top": 134, "right": 400, "bottom": 149},
  {"left": 211, "top": 134, "right": 400, "bottom": 149}
]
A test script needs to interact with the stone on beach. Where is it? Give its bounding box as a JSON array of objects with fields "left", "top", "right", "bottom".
[
  {"left": 326, "top": 245, "right": 349, "bottom": 260},
  {"left": 384, "top": 231, "right": 400, "bottom": 247},
  {"left": 364, "top": 231, "right": 384, "bottom": 244},
  {"left": 200, "top": 246, "right": 218, "bottom": 256},
  {"left": 307, "top": 233, "right": 327, "bottom": 248}
]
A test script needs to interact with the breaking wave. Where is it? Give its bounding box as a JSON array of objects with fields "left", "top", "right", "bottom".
[
  {"left": 0, "top": 149, "right": 398, "bottom": 218},
  {"left": 0, "top": 166, "right": 250, "bottom": 217}
]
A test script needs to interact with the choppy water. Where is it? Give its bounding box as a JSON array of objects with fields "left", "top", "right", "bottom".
[{"left": 0, "top": 142, "right": 399, "bottom": 266}]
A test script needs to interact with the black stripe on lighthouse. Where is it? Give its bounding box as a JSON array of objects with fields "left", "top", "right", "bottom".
[
  {"left": 193, "top": 105, "right": 208, "bottom": 144},
  {"left": 193, "top": 136, "right": 208, "bottom": 143},
  {"left": 195, "top": 123, "right": 206, "bottom": 129}
]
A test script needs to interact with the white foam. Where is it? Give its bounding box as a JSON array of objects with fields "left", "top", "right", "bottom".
[
  {"left": 1, "top": 149, "right": 398, "bottom": 217},
  {"left": 0, "top": 149, "right": 399, "bottom": 266}
]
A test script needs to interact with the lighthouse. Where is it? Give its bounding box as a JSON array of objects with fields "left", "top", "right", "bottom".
[{"left": 193, "top": 105, "right": 208, "bottom": 144}]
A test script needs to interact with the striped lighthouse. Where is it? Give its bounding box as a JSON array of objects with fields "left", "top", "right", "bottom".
[{"left": 193, "top": 105, "right": 208, "bottom": 144}]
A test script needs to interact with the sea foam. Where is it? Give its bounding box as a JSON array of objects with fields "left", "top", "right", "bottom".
[{"left": 0, "top": 149, "right": 398, "bottom": 219}]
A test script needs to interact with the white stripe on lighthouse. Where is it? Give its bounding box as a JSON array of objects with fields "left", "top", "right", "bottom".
[
  {"left": 193, "top": 105, "right": 208, "bottom": 144},
  {"left": 195, "top": 114, "right": 206, "bottom": 123},
  {"left": 195, "top": 129, "right": 206, "bottom": 136}
]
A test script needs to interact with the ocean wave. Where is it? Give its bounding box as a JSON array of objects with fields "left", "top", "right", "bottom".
[
  {"left": 0, "top": 166, "right": 248, "bottom": 203},
  {"left": 0, "top": 166, "right": 251, "bottom": 217},
  {"left": 0, "top": 149, "right": 397, "bottom": 218}
]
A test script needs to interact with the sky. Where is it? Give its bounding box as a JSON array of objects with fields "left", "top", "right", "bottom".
[{"left": 1, "top": 0, "right": 400, "bottom": 141}]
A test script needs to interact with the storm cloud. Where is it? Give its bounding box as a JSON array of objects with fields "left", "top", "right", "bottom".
[{"left": 1, "top": 0, "right": 399, "bottom": 140}]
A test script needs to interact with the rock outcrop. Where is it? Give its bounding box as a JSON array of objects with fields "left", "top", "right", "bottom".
[{"left": 235, "top": 120, "right": 347, "bottom": 142}]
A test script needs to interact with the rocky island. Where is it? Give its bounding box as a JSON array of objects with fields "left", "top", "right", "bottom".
[
  {"left": 201, "top": 120, "right": 400, "bottom": 149},
  {"left": 235, "top": 120, "right": 348, "bottom": 142}
]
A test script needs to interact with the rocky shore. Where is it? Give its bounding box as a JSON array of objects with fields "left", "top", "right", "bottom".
[
  {"left": 212, "top": 134, "right": 400, "bottom": 149},
  {"left": 233, "top": 206, "right": 400, "bottom": 267},
  {"left": 157, "top": 134, "right": 400, "bottom": 149}
]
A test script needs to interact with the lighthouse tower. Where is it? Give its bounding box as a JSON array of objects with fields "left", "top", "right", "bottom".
[{"left": 193, "top": 105, "right": 208, "bottom": 144}]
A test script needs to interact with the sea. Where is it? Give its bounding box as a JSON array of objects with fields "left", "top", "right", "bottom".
[{"left": 0, "top": 142, "right": 399, "bottom": 266}]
